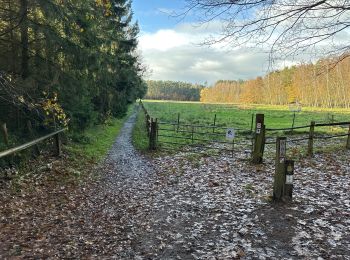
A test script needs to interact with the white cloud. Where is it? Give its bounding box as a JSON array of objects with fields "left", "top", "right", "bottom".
[
  {"left": 137, "top": 22, "right": 291, "bottom": 84},
  {"left": 141, "top": 44, "right": 270, "bottom": 84},
  {"left": 139, "top": 29, "right": 189, "bottom": 51}
]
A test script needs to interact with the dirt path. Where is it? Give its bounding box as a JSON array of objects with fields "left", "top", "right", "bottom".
[
  {"left": 1, "top": 112, "right": 350, "bottom": 259},
  {"left": 0, "top": 112, "right": 157, "bottom": 258}
]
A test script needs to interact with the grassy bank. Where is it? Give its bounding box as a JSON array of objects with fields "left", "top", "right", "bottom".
[
  {"left": 132, "top": 108, "right": 149, "bottom": 152},
  {"left": 67, "top": 105, "right": 135, "bottom": 162}
]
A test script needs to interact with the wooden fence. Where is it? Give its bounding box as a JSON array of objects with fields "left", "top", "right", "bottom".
[
  {"left": 139, "top": 100, "right": 253, "bottom": 154},
  {"left": 139, "top": 101, "right": 349, "bottom": 202},
  {"left": 139, "top": 101, "right": 350, "bottom": 159},
  {"left": 0, "top": 128, "right": 66, "bottom": 160}
]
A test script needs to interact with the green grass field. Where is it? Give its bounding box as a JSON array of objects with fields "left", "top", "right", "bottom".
[
  {"left": 143, "top": 100, "right": 350, "bottom": 130},
  {"left": 139, "top": 100, "right": 350, "bottom": 152}
]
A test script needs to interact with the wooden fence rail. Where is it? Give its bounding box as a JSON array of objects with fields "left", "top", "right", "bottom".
[{"left": 0, "top": 129, "right": 66, "bottom": 159}]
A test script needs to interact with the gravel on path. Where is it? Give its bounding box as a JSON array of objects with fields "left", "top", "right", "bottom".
[{"left": 1, "top": 111, "right": 349, "bottom": 259}]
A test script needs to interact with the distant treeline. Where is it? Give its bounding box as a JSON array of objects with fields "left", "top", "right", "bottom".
[
  {"left": 145, "top": 80, "right": 205, "bottom": 101},
  {"left": 201, "top": 55, "right": 350, "bottom": 108}
]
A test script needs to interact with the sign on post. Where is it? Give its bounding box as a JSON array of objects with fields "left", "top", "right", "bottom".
[
  {"left": 256, "top": 123, "right": 262, "bottom": 134},
  {"left": 273, "top": 138, "right": 294, "bottom": 201},
  {"left": 273, "top": 137, "right": 287, "bottom": 201},
  {"left": 284, "top": 160, "right": 294, "bottom": 200},
  {"left": 286, "top": 174, "right": 293, "bottom": 185},
  {"left": 226, "top": 128, "right": 235, "bottom": 141},
  {"left": 251, "top": 114, "right": 265, "bottom": 164}
]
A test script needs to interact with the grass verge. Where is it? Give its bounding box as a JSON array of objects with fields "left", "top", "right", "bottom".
[
  {"left": 66, "top": 106, "right": 134, "bottom": 162},
  {"left": 1, "top": 105, "right": 135, "bottom": 193},
  {"left": 132, "top": 108, "right": 149, "bottom": 152}
]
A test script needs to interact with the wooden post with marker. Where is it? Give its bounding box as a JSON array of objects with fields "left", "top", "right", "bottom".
[
  {"left": 251, "top": 114, "right": 265, "bottom": 164},
  {"left": 273, "top": 137, "right": 287, "bottom": 201},
  {"left": 284, "top": 160, "right": 294, "bottom": 201}
]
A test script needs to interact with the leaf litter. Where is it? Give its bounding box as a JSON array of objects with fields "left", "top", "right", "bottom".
[{"left": 0, "top": 115, "right": 349, "bottom": 259}]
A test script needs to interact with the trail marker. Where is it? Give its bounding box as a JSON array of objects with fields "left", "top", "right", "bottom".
[{"left": 226, "top": 128, "right": 235, "bottom": 141}]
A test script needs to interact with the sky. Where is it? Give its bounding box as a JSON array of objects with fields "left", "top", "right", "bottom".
[
  {"left": 131, "top": 1, "right": 273, "bottom": 85},
  {"left": 131, "top": 1, "right": 291, "bottom": 85}
]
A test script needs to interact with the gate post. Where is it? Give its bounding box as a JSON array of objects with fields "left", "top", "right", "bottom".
[
  {"left": 54, "top": 133, "right": 62, "bottom": 157},
  {"left": 149, "top": 118, "right": 157, "bottom": 150},
  {"left": 251, "top": 114, "right": 265, "bottom": 164},
  {"left": 146, "top": 114, "right": 150, "bottom": 136},
  {"left": 284, "top": 160, "right": 294, "bottom": 200},
  {"left": 273, "top": 137, "right": 287, "bottom": 201}
]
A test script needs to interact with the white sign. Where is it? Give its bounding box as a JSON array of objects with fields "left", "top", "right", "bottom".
[
  {"left": 226, "top": 128, "right": 235, "bottom": 141},
  {"left": 286, "top": 175, "right": 293, "bottom": 185},
  {"left": 256, "top": 123, "right": 262, "bottom": 134}
]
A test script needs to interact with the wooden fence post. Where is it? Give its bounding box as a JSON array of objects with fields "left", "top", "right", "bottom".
[
  {"left": 251, "top": 114, "right": 265, "bottom": 164},
  {"left": 54, "top": 133, "right": 62, "bottom": 156},
  {"left": 346, "top": 124, "right": 350, "bottom": 149},
  {"left": 1, "top": 122, "right": 9, "bottom": 146},
  {"left": 213, "top": 114, "right": 216, "bottom": 133},
  {"left": 284, "top": 160, "right": 294, "bottom": 201},
  {"left": 307, "top": 121, "right": 315, "bottom": 156},
  {"left": 149, "top": 118, "right": 157, "bottom": 150},
  {"left": 191, "top": 126, "right": 194, "bottom": 144},
  {"left": 146, "top": 114, "right": 150, "bottom": 136},
  {"left": 177, "top": 113, "right": 180, "bottom": 132},
  {"left": 273, "top": 137, "right": 287, "bottom": 201}
]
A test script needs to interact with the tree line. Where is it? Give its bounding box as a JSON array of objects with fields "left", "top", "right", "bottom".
[
  {"left": 201, "top": 56, "right": 350, "bottom": 108},
  {"left": 0, "top": 0, "right": 146, "bottom": 135},
  {"left": 145, "top": 80, "right": 204, "bottom": 101}
]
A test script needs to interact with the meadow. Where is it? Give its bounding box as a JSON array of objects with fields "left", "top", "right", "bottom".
[
  {"left": 142, "top": 100, "right": 350, "bottom": 131},
  {"left": 139, "top": 100, "right": 350, "bottom": 153}
]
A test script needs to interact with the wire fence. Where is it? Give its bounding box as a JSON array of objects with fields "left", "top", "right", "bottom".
[{"left": 139, "top": 101, "right": 350, "bottom": 159}]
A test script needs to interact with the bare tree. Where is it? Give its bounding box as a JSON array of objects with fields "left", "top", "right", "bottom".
[{"left": 181, "top": 0, "right": 350, "bottom": 62}]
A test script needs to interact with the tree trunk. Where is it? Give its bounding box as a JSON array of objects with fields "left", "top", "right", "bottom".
[{"left": 20, "top": 0, "right": 29, "bottom": 79}]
